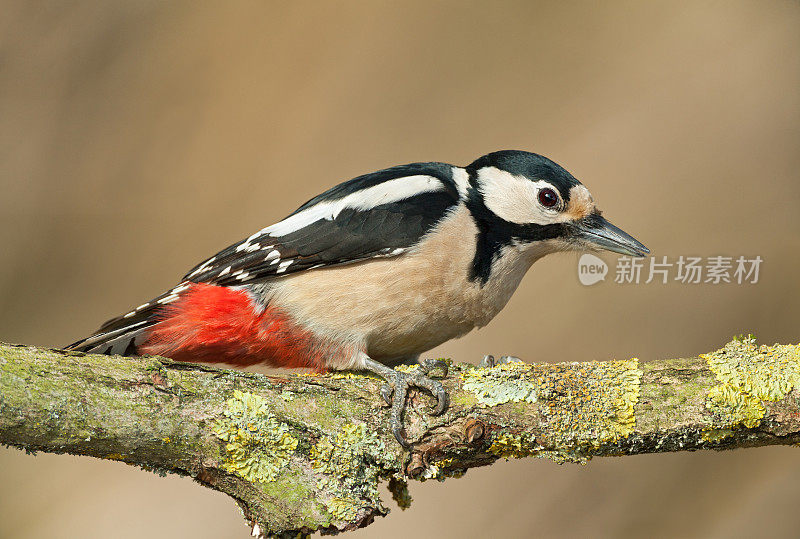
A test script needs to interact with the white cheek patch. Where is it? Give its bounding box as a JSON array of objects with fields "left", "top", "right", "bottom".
[{"left": 477, "top": 167, "right": 560, "bottom": 225}]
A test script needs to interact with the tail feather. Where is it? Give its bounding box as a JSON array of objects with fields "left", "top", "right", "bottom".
[
  {"left": 65, "top": 320, "right": 155, "bottom": 355},
  {"left": 65, "top": 282, "right": 195, "bottom": 356}
]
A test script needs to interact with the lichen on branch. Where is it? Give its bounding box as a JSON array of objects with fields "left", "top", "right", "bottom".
[{"left": 1, "top": 337, "right": 799, "bottom": 538}]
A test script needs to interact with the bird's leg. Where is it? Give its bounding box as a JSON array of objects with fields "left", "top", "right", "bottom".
[
  {"left": 479, "top": 355, "right": 523, "bottom": 368},
  {"left": 360, "top": 356, "right": 449, "bottom": 448}
]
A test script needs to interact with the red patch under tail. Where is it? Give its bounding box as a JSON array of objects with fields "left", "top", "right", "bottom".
[{"left": 139, "top": 283, "right": 330, "bottom": 370}]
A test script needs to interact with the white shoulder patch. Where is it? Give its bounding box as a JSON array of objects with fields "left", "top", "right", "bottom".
[
  {"left": 257, "top": 175, "right": 446, "bottom": 238},
  {"left": 451, "top": 166, "right": 470, "bottom": 199}
]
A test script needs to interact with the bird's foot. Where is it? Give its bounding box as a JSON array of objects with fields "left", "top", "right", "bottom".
[
  {"left": 479, "top": 355, "right": 523, "bottom": 368},
  {"left": 362, "top": 358, "right": 449, "bottom": 448}
]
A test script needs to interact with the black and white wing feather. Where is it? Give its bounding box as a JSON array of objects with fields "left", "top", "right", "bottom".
[{"left": 182, "top": 162, "right": 461, "bottom": 285}]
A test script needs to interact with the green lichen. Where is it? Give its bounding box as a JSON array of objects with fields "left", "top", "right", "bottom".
[
  {"left": 703, "top": 337, "right": 800, "bottom": 441},
  {"left": 462, "top": 359, "right": 537, "bottom": 406},
  {"left": 213, "top": 390, "right": 298, "bottom": 483},
  {"left": 387, "top": 476, "right": 413, "bottom": 510},
  {"left": 310, "top": 422, "right": 391, "bottom": 523}
]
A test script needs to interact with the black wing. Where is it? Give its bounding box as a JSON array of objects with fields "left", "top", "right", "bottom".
[{"left": 182, "top": 162, "right": 460, "bottom": 285}]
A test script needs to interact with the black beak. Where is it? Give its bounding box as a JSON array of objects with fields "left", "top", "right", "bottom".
[{"left": 574, "top": 214, "right": 649, "bottom": 257}]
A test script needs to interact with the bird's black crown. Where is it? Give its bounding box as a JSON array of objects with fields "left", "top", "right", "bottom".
[{"left": 467, "top": 150, "right": 581, "bottom": 201}]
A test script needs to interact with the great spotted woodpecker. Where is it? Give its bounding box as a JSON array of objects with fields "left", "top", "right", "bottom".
[{"left": 67, "top": 150, "right": 648, "bottom": 446}]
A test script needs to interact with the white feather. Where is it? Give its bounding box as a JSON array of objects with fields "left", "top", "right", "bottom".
[{"left": 258, "top": 175, "right": 445, "bottom": 237}]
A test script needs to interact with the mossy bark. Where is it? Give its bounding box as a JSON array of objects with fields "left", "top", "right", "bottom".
[{"left": 1, "top": 338, "right": 799, "bottom": 537}]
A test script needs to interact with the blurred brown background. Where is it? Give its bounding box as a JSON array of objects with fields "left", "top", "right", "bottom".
[{"left": 2, "top": 1, "right": 799, "bottom": 538}]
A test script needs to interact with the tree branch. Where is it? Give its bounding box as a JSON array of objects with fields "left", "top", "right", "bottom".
[{"left": 2, "top": 337, "right": 799, "bottom": 537}]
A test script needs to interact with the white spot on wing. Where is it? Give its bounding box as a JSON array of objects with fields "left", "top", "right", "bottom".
[
  {"left": 186, "top": 256, "right": 217, "bottom": 278},
  {"left": 218, "top": 266, "right": 231, "bottom": 277},
  {"left": 276, "top": 260, "right": 293, "bottom": 273},
  {"left": 265, "top": 249, "right": 280, "bottom": 261},
  {"left": 136, "top": 303, "right": 149, "bottom": 310}
]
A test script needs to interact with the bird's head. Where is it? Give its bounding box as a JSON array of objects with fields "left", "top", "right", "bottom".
[{"left": 466, "top": 150, "right": 649, "bottom": 259}]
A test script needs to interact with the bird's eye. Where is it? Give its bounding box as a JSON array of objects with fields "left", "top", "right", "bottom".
[{"left": 538, "top": 187, "right": 559, "bottom": 208}]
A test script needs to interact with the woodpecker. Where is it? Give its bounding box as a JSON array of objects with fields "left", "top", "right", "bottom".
[{"left": 67, "top": 150, "right": 648, "bottom": 447}]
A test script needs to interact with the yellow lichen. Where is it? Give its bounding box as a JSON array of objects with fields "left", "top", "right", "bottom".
[
  {"left": 464, "top": 358, "right": 642, "bottom": 460},
  {"left": 488, "top": 432, "right": 537, "bottom": 459},
  {"left": 393, "top": 364, "right": 420, "bottom": 374},
  {"left": 326, "top": 497, "right": 360, "bottom": 522},
  {"left": 534, "top": 358, "right": 642, "bottom": 455},
  {"left": 701, "top": 427, "right": 735, "bottom": 443},
  {"left": 703, "top": 337, "right": 800, "bottom": 441},
  {"left": 416, "top": 457, "right": 466, "bottom": 481},
  {"left": 607, "top": 359, "right": 641, "bottom": 439},
  {"left": 329, "top": 371, "right": 373, "bottom": 380},
  {"left": 213, "top": 390, "right": 298, "bottom": 483},
  {"left": 310, "top": 437, "right": 336, "bottom": 475},
  {"left": 420, "top": 464, "right": 441, "bottom": 480}
]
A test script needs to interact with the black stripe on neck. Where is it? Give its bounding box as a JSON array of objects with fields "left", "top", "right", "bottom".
[{"left": 464, "top": 172, "right": 567, "bottom": 285}]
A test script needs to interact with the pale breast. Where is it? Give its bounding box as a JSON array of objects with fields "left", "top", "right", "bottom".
[{"left": 267, "top": 205, "right": 544, "bottom": 361}]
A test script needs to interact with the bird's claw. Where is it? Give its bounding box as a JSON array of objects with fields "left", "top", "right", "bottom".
[
  {"left": 380, "top": 384, "right": 394, "bottom": 407},
  {"left": 377, "top": 363, "right": 449, "bottom": 448}
]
